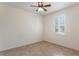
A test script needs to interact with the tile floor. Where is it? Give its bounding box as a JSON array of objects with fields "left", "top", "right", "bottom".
[{"left": 0, "top": 41, "right": 79, "bottom": 56}]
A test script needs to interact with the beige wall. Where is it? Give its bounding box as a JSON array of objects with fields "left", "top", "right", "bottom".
[
  {"left": 44, "top": 4, "right": 79, "bottom": 50},
  {"left": 0, "top": 4, "right": 43, "bottom": 51}
]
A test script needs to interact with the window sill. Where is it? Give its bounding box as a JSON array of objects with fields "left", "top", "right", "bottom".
[{"left": 56, "top": 32, "right": 64, "bottom": 35}]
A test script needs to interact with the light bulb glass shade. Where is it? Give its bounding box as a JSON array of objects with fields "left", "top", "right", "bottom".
[{"left": 38, "top": 7, "right": 44, "bottom": 11}]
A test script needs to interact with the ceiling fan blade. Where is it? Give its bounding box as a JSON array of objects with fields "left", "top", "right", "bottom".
[
  {"left": 41, "top": 2, "right": 43, "bottom": 7},
  {"left": 38, "top": 2, "right": 41, "bottom": 7},
  {"left": 43, "top": 4, "right": 51, "bottom": 7},
  {"left": 30, "top": 5, "right": 38, "bottom": 7},
  {"left": 42, "top": 8, "right": 47, "bottom": 11}
]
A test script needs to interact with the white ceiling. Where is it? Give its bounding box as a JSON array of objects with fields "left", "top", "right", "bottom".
[{"left": 2, "top": 2, "right": 79, "bottom": 15}]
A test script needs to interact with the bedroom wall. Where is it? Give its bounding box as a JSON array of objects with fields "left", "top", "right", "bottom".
[
  {"left": 0, "top": 3, "right": 79, "bottom": 51},
  {"left": 44, "top": 4, "right": 79, "bottom": 50},
  {"left": 0, "top": 4, "right": 43, "bottom": 51}
]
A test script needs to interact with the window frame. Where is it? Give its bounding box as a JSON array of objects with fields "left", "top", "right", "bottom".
[{"left": 54, "top": 14, "right": 65, "bottom": 35}]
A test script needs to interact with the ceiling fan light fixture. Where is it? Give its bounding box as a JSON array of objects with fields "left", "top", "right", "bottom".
[
  {"left": 38, "top": 7, "right": 44, "bottom": 11},
  {"left": 31, "top": 2, "right": 51, "bottom": 12}
]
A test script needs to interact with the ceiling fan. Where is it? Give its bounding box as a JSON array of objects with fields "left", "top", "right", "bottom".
[{"left": 30, "top": 2, "right": 51, "bottom": 12}]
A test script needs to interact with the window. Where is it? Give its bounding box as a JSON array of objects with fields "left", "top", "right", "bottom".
[{"left": 55, "top": 14, "right": 65, "bottom": 33}]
